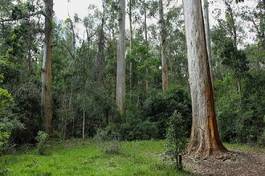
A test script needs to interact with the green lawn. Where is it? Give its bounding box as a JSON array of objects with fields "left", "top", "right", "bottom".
[{"left": 0, "top": 140, "right": 190, "bottom": 176}]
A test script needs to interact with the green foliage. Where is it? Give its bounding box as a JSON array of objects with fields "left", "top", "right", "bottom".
[
  {"left": 35, "top": 131, "right": 49, "bottom": 155},
  {"left": 0, "top": 131, "right": 10, "bottom": 155},
  {"left": 0, "top": 140, "right": 189, "bottom": 176},
  {"left": 119, "top": 115, "right": 159, "bottom": 140},
  {"left": 166, "top": 111, "right": 187, "bottom": 169},
  {"left": 258, "top": 130, "right": 265, "bottom": 146},
  {"left": 142, "top": 89, "right": 192, "bottom": 139},
  {"left": 102, "top": 140, "right": 121, "bottom": 155},
  {"left": 0, "top": 86, "right": 13, "bottom": 155},
  {"left": 0, "top": 88, "right": 12, "bottom": 111}
]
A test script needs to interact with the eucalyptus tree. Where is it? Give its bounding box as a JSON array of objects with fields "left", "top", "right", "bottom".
[
  {"left": 183, "top": 0, "right": 226, "bottom": 157},
  {"left": 159, "top": 0, "right": 168, "bottom": 92},
  {"left": 116, "top": 0, "right": 126, "bottom": 114},
  {"left": 41, "top": 0, "right": 54, "bottom": 134}
]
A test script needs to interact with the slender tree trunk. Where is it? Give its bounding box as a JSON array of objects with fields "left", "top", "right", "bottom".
[
  {"left": 129, "top": 0, "right": 133, "bottom": 99},
  {"left": 183, "top": 0, "right": 226, "bottom": 157},
  {"left": 159, "top": 0, "right": 169, "bottom": 92},
  {"left": 116, "top": 0, "right": 126, "bottom": 114},
  {"left": 27, "top": 48, "right": 32, "bottom": 73},
  {"left": 143, "top": 1, "right": 148, "bottom": 44},
  {"left": 202, "top": 0, "right": 214, "bottom": 82},
  {"left": 224, "top": 0, "right": 237, "bottom": 48},
  {"left": 41, "top": 0, "right": 53, "bottom": 135},
  {"left": 95, "top": 2, "right": 105, "bottom": 82},
  {"left": 82, "top": 111, "right": 85, "bottom": 140},
  {"left": 143, "top": 1, "right": 149, "bottom": 92},
  {"left": 69, "top": 19, "right": 76, "bottom": 51}
]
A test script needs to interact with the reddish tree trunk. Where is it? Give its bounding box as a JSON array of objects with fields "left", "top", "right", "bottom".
[{"left": 183, "top": 0, "right": 227, "bottom": 158}]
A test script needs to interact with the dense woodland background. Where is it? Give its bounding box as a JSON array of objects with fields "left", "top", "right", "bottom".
[{"left": 0, "top": 0, "right": 265, "bottom": 155}]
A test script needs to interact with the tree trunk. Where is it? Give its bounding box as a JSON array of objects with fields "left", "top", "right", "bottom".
[
  {"left": 202, "top": 0, "right": 214, "bottom": 82},
  {"left": 41, "top": 0, "right": 53, "bottom": 135},
  {"left": 82, "top": 111, "right": 85, "bottom": 140},
  {"left": 129, "top": 0, "right": 133, "bottom": 99},
  {"left": 143, "top": 1, "right": 149, "bottom": 93},
  {"left": 116, "top": 0, "right": 126, "bottom": 114},
  {"left": 224, "top": 1, "right": 237, "bottom": 48},
  {"left": 95, "top": 2, "right": 105, "bottom": 82},
  {"left": 159, "top": 0, "right": 169, "bottom": 92},
  {"left": 183, "top": 0, "right": 227, "bottom": 157},
  {"left": 143, "top": 1, "right": 148, "bottom": 44}
]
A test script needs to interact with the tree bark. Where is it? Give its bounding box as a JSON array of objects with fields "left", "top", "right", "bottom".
[
  {"left": 143, "top": 0, "right": 149, "bottom": 93},
  {"left": 129, "top": 0, "right": 133, "bottom": 99},
  {"left": 159, "top": 0, "right": 169, "bottom": 92},
  {"left": 183, "top": 0, "right": 227, "bottom": 157},
  {"left": 116, "top": 0, "right": 126, "bottom": 114},
  {"left": 41, "top": 0, "right": 53, "bottom": 135},
  {"left": 202, "top": 0, "right": 214, "bottom": 82},
  {"left": 82, "top": 111, "right": 85, "bottom": 140}
]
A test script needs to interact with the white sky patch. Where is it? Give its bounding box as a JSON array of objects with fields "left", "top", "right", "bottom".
[
  {"left": 54, "top": 0, "right": 102, "bottom": 20},
  {"left": 53, "top": 0, "right": 258, "bottom": 46}
]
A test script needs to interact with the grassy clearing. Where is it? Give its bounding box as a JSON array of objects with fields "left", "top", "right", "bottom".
[{"left": 0, "top": 140, "right": 190, "bottom": 176}]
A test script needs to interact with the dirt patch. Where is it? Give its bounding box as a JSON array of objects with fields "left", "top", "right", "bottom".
[{"left": 183, "top": 151, "right": 265, "bottom": 176}]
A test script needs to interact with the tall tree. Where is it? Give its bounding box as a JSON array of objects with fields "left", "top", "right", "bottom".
[
  {"left": 202, "top": 0, "right": 213, "bottom": 81},
  {"left": 129, "top": 0, "right": 133, "bottom": 97},
  {"left": 224, "top": 0, "right": 238, "bottom": 48},
  {"left": 183, "top": 0, "right": 227, "bottom": 157},
  {"left": 95, "top": 0, "right": 106, "bottom": 82},
  {"left": 41, "top": 0, "right": 54, "bottom": 134},
  {"left": 116, "top": 0, "right": 126, "bottom": 114},
  {"left": 159, "top": 0, "right": 169, "bottom": 92}
]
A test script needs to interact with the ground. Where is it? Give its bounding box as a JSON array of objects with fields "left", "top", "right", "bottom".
[
  {"left": 183, "top": 144, "right": 265, "bottom": 176},
  {"left": 0, "top": 140, "right": 189, "bottom": 176},
  {"left": 1, "top": 140, "right": 265, "bottom": 176}
]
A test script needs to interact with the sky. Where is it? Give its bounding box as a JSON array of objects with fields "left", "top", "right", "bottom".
[
  {"left": 54, "top": 0, "right": 101, "bottom": 21},
  {"left": 53, "top": 0, "right": 258, "bottom": 45}
]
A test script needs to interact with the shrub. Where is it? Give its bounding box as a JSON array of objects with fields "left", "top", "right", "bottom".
[
  {"left": 119, "top": 117, "right": 159, "bottom": 141},
  {"left": 35, "top": 131, "right": 49, "bottom": 155},
  {"left": 94, "top": 127, "right": 121, "bottom": 155},
  {"left": 94, "top": 123, "right": 120, "bottom": 142},
  {"left": 166, "top": 111, "right": 187, "bottom": 170},
  {"left": 142, "top": 89, "right": 191, "bottom": 139},
  {"left": 258, "top": 130, "right": 265, "bottom": 146},
  {"left": 0, "top": 87, "right": 14, "bottom": 155},
  {"left": 102, "top": 140, "right": 121, "bottom": 155},
  {"left": 0, "top": 131, "right": 10, "bottom": 155},
  {"left": 0, "top": 168, "right": 9, "bottom": 176}
]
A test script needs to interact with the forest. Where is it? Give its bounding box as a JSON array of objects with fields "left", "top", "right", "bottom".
[{"left": 0, "top": 0, "right": 265, "bottom": 175}]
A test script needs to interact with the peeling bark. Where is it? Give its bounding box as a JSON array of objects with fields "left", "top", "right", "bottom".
[{"left": 183, "top": 0, "right": 227, "bottom": 158}]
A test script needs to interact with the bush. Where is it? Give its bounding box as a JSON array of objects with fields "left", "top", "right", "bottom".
[
  {"left": 142, "top": 89, "right": 191, "bottom": 139},
  {"left": 258, "top": 130, "right": 265, "bottom": 146},
  {"left": 35, "top": 131, "right": 49, "bottom": 155},
  {"left": 94, "top": 127, "right": 121, "bottom": 155},
  {"left": 166, "top": 111, "right": 187, "bottom": 170},
  {"left": 94, "top": 123, "right": 120, "bottom": 142},
  {"left": 119, "top": 114, "right": 159, "bottom": 141},
  {"left": 102, "top": 140, "right": 121, "bottom": 155},
  {"left": 0, "top": 87, "right": 15, "bottom": 155},
  {"left": 0, "top": 168, "right": 9, "bottom": 176},
  {"left": 0, "top": 131, "right": 10, "bottom": 155}
]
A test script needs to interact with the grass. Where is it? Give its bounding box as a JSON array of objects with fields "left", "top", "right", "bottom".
[{"left": 0, "top": 140, "right": 190, "bottom": 176}]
